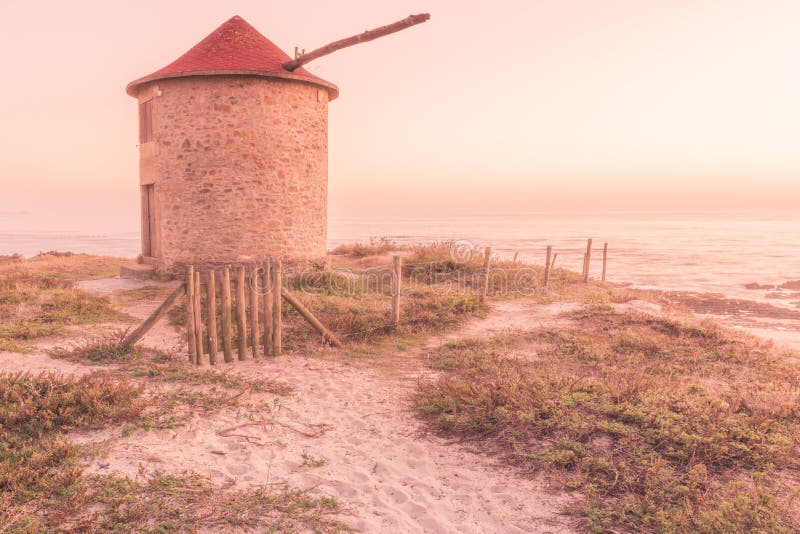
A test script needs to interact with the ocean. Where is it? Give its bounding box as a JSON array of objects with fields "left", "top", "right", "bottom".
[{"left": 2, "top": 211, "right": 799, "bottom": 306}]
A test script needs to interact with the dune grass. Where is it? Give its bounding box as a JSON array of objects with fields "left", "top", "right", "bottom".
[
  {"left": 0, "top": 254, "right": 134, "bottom": 351},
  {"left": 0, "top": 368, "right": 341, "bottom": 532},
  {"left": 330, "top": 236, "right": 403, "bottom": 258},
  {"left": 417, "top": 305, "right": 800, "bottom": 533}
]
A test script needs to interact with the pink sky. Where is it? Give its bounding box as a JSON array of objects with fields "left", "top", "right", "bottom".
[{"left": 1, "top": 0, "right": 798, "bottom": 230}]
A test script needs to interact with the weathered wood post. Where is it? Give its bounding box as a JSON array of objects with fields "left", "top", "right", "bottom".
[
  {"left": 206, "top": 270, "right": 218, "bottom": 364},
  {"left": 391, "top": 255, "right": 402, "bottom": 327},
  {"left": 481, "top": 247, "right": 492, "bottom": 302},
  {"left": 186, "top": 266, "right": 196, "bottom": 361},
  {"left": 262, "top": 261, "right": 273, "bottom": 355},
  {"left": 221, "top": 267, "right": 234, "bottom": 363},
  {"left": 583, "top": 238, "right": 593, "bottom": 283},
  {"left": 236, "top": 266, "right": 248, "bottom": 360},
  {"left": 551, "top": 253, "right": 558, "bottom": 271},
  {"left": 272, "top": 258, "right": 283, "bottom": 356},
  {"left": 602, "top": 242, "right": 608, "bottom": 282},
  {"left": 543, "top": 245, "right": 553, "bottom": 290},
  {"left": 281, "top": 287, "right": 343, "bottom": 348},
  {"left": 119, "top": 283, "right": 185, "bottom": 351},
  {"left": 249, "top": 267, "right": 260, "bottom": 359},
  {"left": 193, "top": 270, "right": 203, "bottom": 364}
]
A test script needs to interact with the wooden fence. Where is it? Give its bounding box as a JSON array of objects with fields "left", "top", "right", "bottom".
[
  {"left": 184, "top": 259, "right": 342, "bottom": 365},
  {"left": 119, "top": 242, "right": 609, "bottom": 357}
]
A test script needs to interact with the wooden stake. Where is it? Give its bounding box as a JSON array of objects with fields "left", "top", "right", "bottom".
[
  {"left": 272, "top": 259, "right": 282, "bottom": 356},
  {"left": 262, "top": 261, "right": 273, "bottom": 355},
  {"left": 543, "top": 245, "right": 553, "bottom": 290},
  {"left": 236, "top": 266, "right": 247, "bottom": 360},
  {"left": 481, "top": 247, "right": 492, "bottom": 301},
  {"left": 583, "top": 238, "right": 593, "bottom": 283},
  {"left": 193, "top": 271, "right": 203, "bottom": 364},
  {"left": 391, "top": 255, "right": 402, "bottom": 327},
  {"left": 602, "top": 242, "right": 608, "bottom": 282},
  {"left": 283, "top": 13, "right": 431, "bottom": 71},
  {"left": 551, "top": 253, "right": 558, "bottom": 271},
  {"left": 281, "top": 288, "right": 343, "bottom": 347},
  {"left": 249, "top": 268, "right": 259, "bottom": 359},
  {"left": 186, "top": 266, "right": 196, "bottom": 361},
  {"left": 121, "top": 283, "right": 185, "bottom": 350},
  {"left": 206, "top": 270, "right": 218, "bottom": 365},
  {"left": 221, "top": 267, "right": 234, "bottom": 363}
]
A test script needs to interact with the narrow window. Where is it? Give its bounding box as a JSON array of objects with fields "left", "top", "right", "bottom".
[{"left": 139, "top": 100, "right": 153, "bottom": 144}]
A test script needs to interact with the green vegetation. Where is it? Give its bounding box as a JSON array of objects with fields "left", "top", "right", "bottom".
[{"left": 417, "top": 306, "right": 800, "bottom": 533}]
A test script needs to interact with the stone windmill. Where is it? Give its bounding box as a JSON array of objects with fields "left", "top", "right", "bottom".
[{"left": 126, "top": 13, "right": 429, "bottom": 272}]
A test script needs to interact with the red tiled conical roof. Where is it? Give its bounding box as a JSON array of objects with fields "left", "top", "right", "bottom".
[{"left": 126, "top": 15, "right": 338, "bottom": 98}]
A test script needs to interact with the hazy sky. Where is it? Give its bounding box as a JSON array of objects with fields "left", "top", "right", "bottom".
[{"left": 1, "top": 0, "right": 798, "bottom": 231}]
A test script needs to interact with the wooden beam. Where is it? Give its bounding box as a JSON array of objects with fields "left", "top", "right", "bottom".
[
  {"left": 120, "top": 283, "right": 185, "bottom": 350},
  {"left": 236, "top": 266, "right": 248, "bottom": 360},
  {"left": 262, "top": 261, "right": 273, "bottom": 355},
  {"left": 249, "top": 268, "right": 259, "bottom": 359},
  {"left": 583, "top": 238, "right": 593, "bottom": 283},
  {"left": 221, "top": 267, "right": 234, "bottom": 363},
  {"left": 391, "top": 255, "right": 401, "bottom": 327},
  {"left": 186, "top": 266, "right": 196, "bottom": 361},
  {"left": 193, "top": 271, "right": 203, "bottom": 364},
  {"left": 272, "top": 259, "right": 282, "bottom": 356},
  {"left": 206, "top": 270, "right": 218, "bottom": 365},
  {"left": 543, "top": 245, "right": 552, "bottom": 290},
  {"left": 281, "top": 287, "right": 343, "bottom": 348},
  {"left": 283, "top": 13, "right": 431, "bottom": 71}
]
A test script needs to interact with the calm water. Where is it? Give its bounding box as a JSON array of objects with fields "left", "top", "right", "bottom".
[{"left": 2, "top": 211, "right": 799, "bottom": 304}]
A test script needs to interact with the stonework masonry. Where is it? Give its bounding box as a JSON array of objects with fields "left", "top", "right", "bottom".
[{"left": 137, "top": 76, "right": 329, "bottom": 269}]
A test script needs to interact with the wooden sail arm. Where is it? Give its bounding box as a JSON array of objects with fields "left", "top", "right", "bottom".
[{"left": 283, "top": 13, "right": 431, "bottom": 71}]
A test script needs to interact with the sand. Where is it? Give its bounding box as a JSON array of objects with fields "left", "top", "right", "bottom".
[
  {"left": 8, "top": 276, "right": 797, "bottom": 532},
  {"left": 66, "top": 284, "right": 579, "bottom": 533},
  {"left": 80, "top": 354, "right": 575, "bottom": 533}
]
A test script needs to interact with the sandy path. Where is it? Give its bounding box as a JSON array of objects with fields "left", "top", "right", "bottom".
[
  {"left": 84, "top": 356, "right": 575, "bottom": 533},
  {"left": 64, "top": 286, "right": 578, "bottom": 533}
]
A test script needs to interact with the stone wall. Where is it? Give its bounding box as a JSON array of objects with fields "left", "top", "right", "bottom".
[{"left": 136, "top": 75, "right": 329, "bottom": 268}]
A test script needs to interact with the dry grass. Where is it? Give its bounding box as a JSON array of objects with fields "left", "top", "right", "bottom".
[
  {"left": 417, "top": 306, "right": 800, "bottom": 533},
  {"left": 330, "top": 236, "right": 403, "bottom": 258},
  {"left": 0, "top": 254, "right": 134, "bottom": 350},
  {"left": 0, "top": 368, "right": 340, "bottom": 532}
]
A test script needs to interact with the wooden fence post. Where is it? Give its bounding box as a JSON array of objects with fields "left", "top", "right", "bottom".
[
  {"left": 602, "top": 242, "right": 608, "bottom": 282},
  {"left": 392, "top": 255, "right": 402, "bottom": 327},
  {"left": 221, "top": 267, "right": 234, "bottom": 363},
  {"left": 543, "top": 245, "right": 552, "bottom": 290},
  {"left": 120, "top": 283, "right": 185, "bottom": 351},
  {"left": 206, "top": 270, "right": 218, "bottom": 365},
  {"left": 272, "top": 258, "right": 282, "bottom": 356},
  {"left": 193, "top": 270, "right": 203, "bottom": 364},
  {"left": 481, "top": 247, "right": 492, "bottom": 302},
  {"left": 281, "top": 288, "right": 343, "bottom": 348},
  {"left": 250, "top": 267, "right": 259, "bottom": 359},
  {"left": 262, "top": 261, "right": 273, "bottom": 355},
  {"left": 186, "top": 266, "right": 196, "bottom": 361},
  {"left": 236, "top": 266, "right": 247, "bottom": 360},
  {"left": 551, "top": 253, "right": 558, "bottom": 271},
  {"left": 583, "top": 238, "right": 593, "bottom": 283}
]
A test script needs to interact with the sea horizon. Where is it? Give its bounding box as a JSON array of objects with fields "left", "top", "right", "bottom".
[{"left": 2, "top": 210, "right": 798, "bottom": 308}]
